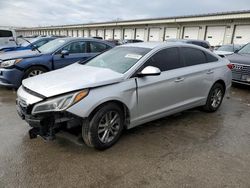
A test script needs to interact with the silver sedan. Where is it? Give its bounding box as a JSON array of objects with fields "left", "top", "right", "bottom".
[{"left": 16, "top": 42, "right": 232, "bottom": 150}]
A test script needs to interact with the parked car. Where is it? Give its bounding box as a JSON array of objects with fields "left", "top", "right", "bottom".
[
  {"left": 16, "top": 42, "right": 232, "bottom": 150},
  {"left": 0, "top": 37, "right": 57, "bottom": 53},
  {"left": 227, "top": 43, "right": 250, "bottom": 85},
  {"left": 105, "top": 39, "right": 123, "bottom": 46},
  {"left": 214, "top": 44, "right": 242, "bottom": 56},
  {"left": 121, "top": 39, "right": 144, "bottom": 44},
  {"left": 0, "top": 37, "right": 115, "bottom": 88},
  {"left": 166, "top": 39, "right": 212, "bottom": 50},
  {"left": 92, "top": 36, "right": 103, "bottom": 40},
  {"left": 0, "top": 28, "right": 17, "bottom": 49}
]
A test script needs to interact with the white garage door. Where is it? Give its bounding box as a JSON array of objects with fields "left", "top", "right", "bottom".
[
  {"left": 183, "top": 27, "right": 199, "bottom": 40},
  {"left": 61, "top": 30, "right": 67, "bottom": 36},
  {"left": 78, "top": 30, "right": 83, "bottom": 37},
  {"left": 83, "top": 30, "right": 89, "bottom": 37},
  {"left": 72, "top": 30, "right": 78, "bottom": 37},
  {"left": 68, "top": 30, "right": 73, "bottom": 37},
  {"left": 114, "top": 29, "right": 122, "bottom": 39},
  {"left": 205, "top": 26, "right": 226, "bottom": 46},
  {"left": 124, "top": 29, "right": 134, "bottom": 39},
  {"left": 149, "top": 28, "right": 161, "bottom": 41},
  {"left": 97, "top": 30, "right": 104, "bottom": 38},
  {"left": 90, "top": 30, "right": 96, "bottom": 37},
  {"left": 105, "top": 29, "right": 113, "bottom": 39},
  {"left": 135, "top": 28, "right": 145, "bottom": 40},
  {"left": 233, "top": 25, "right": 250, "bottom": 44},
  {"left": 165, "top": 27, "right": 178, "bottom": 40}
]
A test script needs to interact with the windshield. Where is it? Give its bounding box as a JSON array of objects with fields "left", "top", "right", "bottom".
[
  {"left": 38, "top": 38, "right": 67, "bottom": 53},
  {"left": 85, "top": 47, "right": 151, "bottom": 73},
  {"left": 20, "top": 38, "right": 38, "bottom": 47},
  {"left": 216, "top": 45, "right": 234, "bottom": 52},
  {"left": 238, "top": 43, "right": 250, "bottom": 54}
]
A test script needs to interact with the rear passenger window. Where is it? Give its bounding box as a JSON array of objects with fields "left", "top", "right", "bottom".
[
  {"left": 181, "top": 47, "right": 207, "bottom": 66},
  {"left": 205, "top": 52, "right": 218, "bottom": 62},
  {"left": 143, "top": 48, "right": 182, "bottom": 71},
  {"left": 89, "top": 42, "right": 109, "bottom": 53}
]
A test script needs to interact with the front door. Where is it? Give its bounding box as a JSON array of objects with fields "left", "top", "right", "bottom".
[{"left": 53, "top": 41, "right": 91, "bottom": 69}]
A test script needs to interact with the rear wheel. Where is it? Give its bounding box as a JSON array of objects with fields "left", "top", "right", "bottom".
[
  {"left": 23, "top": 66, "right": 47, "bottom": 79},
  {"left": 203, "top": 83, "right": 225, "bottom": 112},
  {"left": 82, "top": 103, "right": 124, "bottom": 150}
]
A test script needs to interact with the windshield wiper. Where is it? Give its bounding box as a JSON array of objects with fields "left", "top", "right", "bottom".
[{"left": 18, "top": 37, "right": 41, "bottom": 53}]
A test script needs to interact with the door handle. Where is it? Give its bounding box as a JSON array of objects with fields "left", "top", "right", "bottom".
[
  {"left": 175, "top": 77, "right": 185, "bottom": 82},
  {"left": 207, "top": 70, "right": 214, "bottom": 74}
]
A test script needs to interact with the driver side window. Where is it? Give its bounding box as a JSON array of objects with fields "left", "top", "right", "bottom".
[
  {"left": 61, "top": 41, "right": 87, "bottom": 54},
  {"left": 142, "top": 47, "right": 182, "bottom": 72}
]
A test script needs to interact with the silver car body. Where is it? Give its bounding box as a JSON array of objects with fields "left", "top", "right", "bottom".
[{"left": 17, "top": 42, "right": 232, "bottom": 129}]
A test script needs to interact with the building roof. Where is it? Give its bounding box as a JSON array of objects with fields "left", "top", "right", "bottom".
[{"left": 16, "top": 10, "right": 250, "bottom": 30}]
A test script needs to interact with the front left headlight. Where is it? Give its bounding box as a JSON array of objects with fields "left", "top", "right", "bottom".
[
  {"left": 0, "top": 59, "right": 22, "bottom": 68},
  {"left": 32, "top": 89, "right": 89, "bottom": 115}
]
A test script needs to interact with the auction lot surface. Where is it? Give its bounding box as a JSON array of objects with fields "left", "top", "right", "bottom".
[{"left": 0, "top": 86, "right": 250, "bottom": 188}]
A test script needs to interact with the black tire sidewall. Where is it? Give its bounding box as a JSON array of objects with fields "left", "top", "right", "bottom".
[{"left": 88, "top": 103, "right": 124, "bottom": 150}]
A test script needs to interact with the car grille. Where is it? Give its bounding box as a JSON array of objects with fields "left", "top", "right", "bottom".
[{"left": 231, "top": 63, "right": 250, "bottom": 81}]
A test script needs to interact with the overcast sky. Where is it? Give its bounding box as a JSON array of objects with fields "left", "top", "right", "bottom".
[{"left": 0, "top": 0, "right": 250, "bottom": 27}]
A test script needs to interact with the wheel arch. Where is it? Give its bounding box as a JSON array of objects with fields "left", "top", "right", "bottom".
[
  {"left": 213, "top": 79, "right": 226, "bottom": 92},
  {"left": 88, "top": 100, "right": 131, "bottom": 129}
]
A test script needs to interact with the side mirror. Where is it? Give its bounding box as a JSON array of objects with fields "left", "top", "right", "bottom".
[
  {"left": 137, "top": 66, "right": 161, "bottom": 77},
  {"left": 61, "top": 50, "right": 69, "bottom": 57},
  {"left": 234, "top": 49, "right": 239, "bottom": 53}
]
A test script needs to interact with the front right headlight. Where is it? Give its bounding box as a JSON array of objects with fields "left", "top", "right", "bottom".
[{"left": 32, "top": 89, "right": 89, "bottom": 115}]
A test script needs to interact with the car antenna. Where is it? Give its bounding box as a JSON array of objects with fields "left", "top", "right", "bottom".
[{"left": 17, "top": 36, "right": 41, "bottom": 53}]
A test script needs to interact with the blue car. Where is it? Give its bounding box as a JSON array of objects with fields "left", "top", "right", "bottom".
[
  {"left": 0, "top": 37, "right": 115, "bottom": 88},
  {"left": 0, "top": 37, "right": 57, "bottom": 52}
]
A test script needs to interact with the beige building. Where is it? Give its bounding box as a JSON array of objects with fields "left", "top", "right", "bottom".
[{"left": 16, "top": 10, "right": 250, "bottom": 46}]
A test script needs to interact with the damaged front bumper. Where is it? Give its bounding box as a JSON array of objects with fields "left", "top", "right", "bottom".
[{"left": 16, "top": 101, "right": 82, "bottom": 140}]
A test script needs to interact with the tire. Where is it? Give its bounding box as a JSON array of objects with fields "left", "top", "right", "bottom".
[
  {"left": 203, "top": 83, "right": 225, "bottom": 112},
  {"left": 82, "top": 103, "right": 124, "bottom": 150},
  {"left": 23, "top": 66, "right": 47, "bottom": 79}
]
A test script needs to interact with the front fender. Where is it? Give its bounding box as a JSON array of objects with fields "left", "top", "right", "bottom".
[{"left": 15, "top": 54, "right": 53, "bottom": 71}]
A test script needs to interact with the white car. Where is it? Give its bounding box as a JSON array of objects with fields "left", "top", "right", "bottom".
[
  {"left": 0, "top": 28, "right": 17, "bottom": 49},
  {"left": 214, "top": 44, "right": 242, "bottom": 56},
  {"left": 16, "top": 42, "right": 232, "bottom": 150}
]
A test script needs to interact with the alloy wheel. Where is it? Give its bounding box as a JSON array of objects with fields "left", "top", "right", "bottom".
[
  {"left": 210, "top": 88, "right": 223, "bottom": 108},
  {"left": 98, "top": 111, "right": 121, "bottom": 144},
  {"left": 28, "top": 70, "right": 44, "bottom": 77}
]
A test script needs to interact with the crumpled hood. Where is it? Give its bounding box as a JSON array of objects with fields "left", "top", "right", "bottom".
[
  {"left": 22, "top": 63, "right": 124, "bottom": 98},
  {"left": 0, "top": 49, "right": 41, "bottom": 61},
  {"left": 227, "top": 53, "right": 250, "bottom": 65}
]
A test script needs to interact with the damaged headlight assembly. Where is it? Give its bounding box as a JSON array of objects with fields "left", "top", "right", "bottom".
[{"left": 32, "top": 89, "right": 89, "bottom": 115}]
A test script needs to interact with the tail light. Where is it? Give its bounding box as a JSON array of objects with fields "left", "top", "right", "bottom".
[{"left": 227, "top": 64, "right": 234, "bottom": 70}]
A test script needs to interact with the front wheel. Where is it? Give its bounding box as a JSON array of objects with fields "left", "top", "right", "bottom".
[
  {"left": 23, "top": 66, "right": 47, "bottom": 79},
  {"left": 82, "top": 103, "right": 124, "bottom": 150},
  {"left": 203, "top": 83, "right": 225, "bottom": 112}
]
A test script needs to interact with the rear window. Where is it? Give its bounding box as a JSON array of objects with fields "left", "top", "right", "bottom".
[
  {"left": 181, "top": 47, "right": 207, "bottom": 66},
  {"left": 181, "top": 47, "right": 218, "bottom": 66},
  {"left": 0, "top": 30, "right": 13, "bottom": 37}
]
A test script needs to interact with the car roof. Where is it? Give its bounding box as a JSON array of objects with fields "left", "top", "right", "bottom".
[
  {"left": 166, "top": 38, "right": 210, "bottom": 44},
  {"left": 122, "top": 41, "right": 205, "bottom": 50},
  {"left": 53, "top": 37, "right": 115, "bottom": 46}
]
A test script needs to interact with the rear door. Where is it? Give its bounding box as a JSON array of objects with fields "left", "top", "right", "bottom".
[
  {"left": 53, "top": 41, "right": 89, "bottom": 69},
  {"left": 179, "top": 47, "right": 218, "bottom": 104},
  {"left": 136, "top": 47, "right": 186, "bottom": 123}
]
